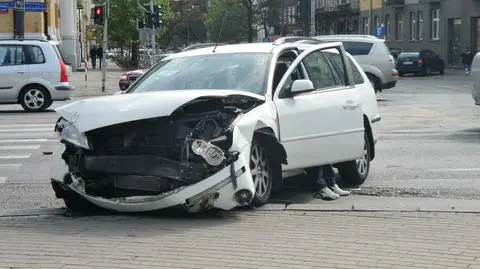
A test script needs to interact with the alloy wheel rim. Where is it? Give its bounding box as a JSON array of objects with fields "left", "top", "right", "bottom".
[
  {"left": 356, "top": 141, "right": 368, "bottom": 177},
  {"left": 250, "top": 144, "right": 269, "bottom": 197},
  {"left": 24, "top": 89, "right": 45, "bottom": 109}
]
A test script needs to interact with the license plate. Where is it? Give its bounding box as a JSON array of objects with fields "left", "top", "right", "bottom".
[{"left": 403, "top": 61, "right": 413, "bottom": 65}]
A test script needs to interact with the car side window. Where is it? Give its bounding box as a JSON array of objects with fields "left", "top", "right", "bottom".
[
  {"left": 25, "top": 45, "right": 46, "bottom": 64},
  {"left": 0, "top": 45, "right": 25, "bottom": 66},
  {"left": 322, "top": 50, "right": 348, "bottom": 85},
  {"left": 302, "top": 51, "right": 343, "bottom": 89}
]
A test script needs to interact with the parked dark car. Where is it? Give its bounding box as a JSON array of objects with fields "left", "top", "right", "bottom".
[
  {"left": 396, "top": 50, "right": 445, "bottom": 76},
  {"left": 119, "top": 69, "right": 146, "bottom": 91}
]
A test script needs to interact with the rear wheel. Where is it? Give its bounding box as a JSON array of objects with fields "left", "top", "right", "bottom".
[
  {"left": 367, "top": 74, "right": 381, "bottom": 93},
  {"left": 440, "top": 68, "right": 445, "bottom": 75},
  {"left": 19, "top": 85, "right": 52, "bottom": 112},
  {"left": 337, "top": 132, "right": 371, "bottom": 187}
]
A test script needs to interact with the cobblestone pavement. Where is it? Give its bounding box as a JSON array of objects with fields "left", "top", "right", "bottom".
[{"left": 0, "top": 210, "right": 479, "bottom": 269}]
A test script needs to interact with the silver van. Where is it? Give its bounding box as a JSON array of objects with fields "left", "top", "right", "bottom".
[{"left": 312, "top": 35, "right": 399, "bottom": 93}]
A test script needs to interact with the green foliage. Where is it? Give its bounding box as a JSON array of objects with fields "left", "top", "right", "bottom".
[
  {"left": 93, "top": 0, "right": 175, "bottom": 47},
  {"left": 204, "top": 0, "right": 248, "bottom": 43}
]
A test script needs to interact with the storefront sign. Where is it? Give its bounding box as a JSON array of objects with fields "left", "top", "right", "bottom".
[{"left": 0, "top": 1, "right": 46, "bottom": 12}]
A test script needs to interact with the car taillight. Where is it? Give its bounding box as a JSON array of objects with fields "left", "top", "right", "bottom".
[
  {"left": 60, "top": 60, "right": 68, "bottom": 82},
  {"left": 392, "top": 70, "right": 399, "bottom": 77},
  {"left": 418, "top": 59, "right": 423, "bottom": 65}
]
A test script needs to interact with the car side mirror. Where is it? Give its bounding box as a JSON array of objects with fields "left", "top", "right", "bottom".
[{"left": 290, "top": 79, "right": 314, "bottom": 94}]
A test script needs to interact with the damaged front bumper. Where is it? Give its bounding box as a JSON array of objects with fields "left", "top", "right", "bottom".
[{"left": 50, "top": 152, "right": 255, "bottom": 213}]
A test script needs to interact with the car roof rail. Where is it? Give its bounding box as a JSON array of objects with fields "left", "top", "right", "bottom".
[
  {"left": 272, "top": 36, "right": 327, "bottom": 45},
  {"left": 0, "top": 38, "right": 48, "bottom": 42},
  {"left": 314, "top": 34, "right": 379, "bottom": 39}
]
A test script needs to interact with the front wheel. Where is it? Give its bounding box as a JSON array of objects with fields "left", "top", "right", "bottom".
[
  {"left": 337, "top": 132, "right": 371, "bottom": 187},
  {"left": 19, "top": 85, "right": 52, "bottom": 112},
  {"left": 249, "top": 137, "right": 275, "bottom": 207}
]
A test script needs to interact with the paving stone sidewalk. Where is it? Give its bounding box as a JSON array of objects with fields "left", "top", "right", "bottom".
[
  {"left": 0, "top": 210, "right": 479, "bottom": 269},
  {"left": 69, "top": 60, "right": 125, "bottom": 98}
]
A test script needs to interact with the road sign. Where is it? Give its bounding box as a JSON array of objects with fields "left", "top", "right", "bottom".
[
  {"left": 376, "top": 26, "right": 382, "bottom": 38},
  {"left": 0, "top": 1, "right": 45, "bottom": 12}
]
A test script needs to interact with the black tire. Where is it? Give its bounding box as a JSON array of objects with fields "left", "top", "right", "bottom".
[
  {"left": 440, "top": 68, "right": 445, "bottom": 75},
  {"left": 337, "top": 132, "right": 371, "bottom": 187},
  {"left": 249, "top": 136, "right": 276, "bottom": 207},
  {"left": 398, "top": 72, "right": 404, "bottom": 77},
  {"left": 367, "top": 74, "right": 381, "bottom": 93},
  {"left": 19, "top": 85, "right": 52, "bottom": 112}
]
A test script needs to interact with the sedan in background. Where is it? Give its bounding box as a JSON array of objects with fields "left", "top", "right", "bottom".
[
  {"left": 396, "top": 50, "right": 445, "bottom": 76},
  {"left": 119, "top": 69, "right": 146, "bottom": 91}
]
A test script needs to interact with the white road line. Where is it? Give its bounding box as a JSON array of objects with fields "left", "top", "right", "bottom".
[
  {"left": 0, "top": 164, "right": 22, "bottom": 170},
  {"left": 0, "top": 154, "right": 31, "bottom": 159},
  {"left": 427, "top": 168, "right": 480, "bottom": 172},
  {"left": 0, "top": 145, "right": 41, "bottom": 150},
  {"left": 0, "top": 124, "right": 54, "bottom": 128},
  {"left": 0, "top": 139, "right": 49, "bottom": 143},
  {"left": 0, "top": 132, "right": 55, "bottom": 138},
  {"left": 0, "top": 128, "right": 54, "bottom": 132},
  {"left": 0, "top": 177, "right": 6, "bottom": 184}
]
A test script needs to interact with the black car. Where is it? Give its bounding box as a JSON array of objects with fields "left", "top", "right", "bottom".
[{"left": 396, "top": 50, "right": 445, "bottom": 76}]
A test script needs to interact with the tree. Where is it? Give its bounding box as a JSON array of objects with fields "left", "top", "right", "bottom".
[{"left": 204, "top": 0, "right": 248, "bottom": 43}]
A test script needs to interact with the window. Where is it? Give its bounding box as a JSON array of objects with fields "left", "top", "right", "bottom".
[
  {"left": 302, "top": 51, "right": 343, "bottom": 89},
  {"left": 0, "top": 45, "right": 25, "bottom": 66},
  {"left": 385, "top": 14, "right": 390, "bottom": 40},
  {"left": 342, "top": 41, "right": 374, "bottom": 56},
  {"left": 396, "top": 13, "right": 404, "bottom": 40},
  {"left": 410, "top": 12, "right": 416, "bottom": 40},
  {"left": 25, "top": 45, "right": 45, "bottom": 64},
  {"left": 348, "top": 57, "right": 365, "bottom": 85},
  {"left": 363, "top": 17, "right": 369, "bottom": 35},
  {"left": 431, "top": 8, "right": 440, "bottom": 40},
  {"left": 417, "top": 11, "right": 424, "bottom": 40},
  {"left": 322, "top": 50, "right": 347, "bottom": 85},
  {"left": 129, "top": 53, "right": 272, "bottom": 95}
]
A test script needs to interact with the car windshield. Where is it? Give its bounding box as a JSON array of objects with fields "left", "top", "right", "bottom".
[
  {"left": 128, "top": 52, "right": 271, "bottom": 95},
  {"left": 398, "top": 52, "right": 420, "bottom": 58}
]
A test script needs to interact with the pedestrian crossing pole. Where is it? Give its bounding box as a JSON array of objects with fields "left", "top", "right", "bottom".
[{"left": 101, "top": 0, "right": 109, "bottom": 93}]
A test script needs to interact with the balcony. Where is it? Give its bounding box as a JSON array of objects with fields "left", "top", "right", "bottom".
[{"left": 385, "top": 0, "right": 405, "bottom": 6}]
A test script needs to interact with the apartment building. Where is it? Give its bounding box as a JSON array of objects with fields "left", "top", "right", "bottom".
[
  {"left": 360, "top": 0, "right": 480, "bottom": 67},
  {"left": 314, "top": 0, "right": 360, "bottom": 35}
]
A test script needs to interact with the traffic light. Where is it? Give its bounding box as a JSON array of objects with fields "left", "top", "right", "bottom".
[
  {"left": 93, "top": 5, "right": 104, "bottom": 25},
  {"left": 144, "top": 4, "right": 162, "bottom": 29}
]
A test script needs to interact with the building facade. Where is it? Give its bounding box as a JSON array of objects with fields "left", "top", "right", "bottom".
[
  {"left": 0, "top": 0, "right": 61, "bottom": 40},
  {"left": 360, "top": 0, "right": 480, "bottom": 67},
  {"left": 314, "top": 0, "right": 360, "bottom": 35}
]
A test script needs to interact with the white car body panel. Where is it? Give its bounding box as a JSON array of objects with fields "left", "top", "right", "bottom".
[
  {"left": 471, "top": 52, "right": 480, "bottom": 105},
  {"left": 55, "top": 89, "right": 265, "bottom": 133}
]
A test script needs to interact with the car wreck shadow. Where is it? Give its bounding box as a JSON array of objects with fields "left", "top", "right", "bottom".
[{"left": 269, "top": 175, "right": 317, "bottom": 205}]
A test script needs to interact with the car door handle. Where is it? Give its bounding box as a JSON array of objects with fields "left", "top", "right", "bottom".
[{"left": 343, "top": 101, "right": 360, "bottom": 110}]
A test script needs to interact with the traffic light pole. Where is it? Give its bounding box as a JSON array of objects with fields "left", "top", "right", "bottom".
[
  {"left": 101, "top": 0, "right": 109, "bottom": 92},
  {"left": 149, "top": 0, "right": 156, "bottom": 67}
]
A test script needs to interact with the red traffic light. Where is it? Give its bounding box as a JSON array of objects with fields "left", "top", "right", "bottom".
[{"left": 95, "top": 7, "right": 103, "bottom": 16}]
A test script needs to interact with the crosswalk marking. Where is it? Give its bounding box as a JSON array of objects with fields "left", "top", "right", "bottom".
[
  {"left": 0, "top": 117, "right": 58, "bottom": 185},
  {"left": 0, "top": 145, "right": 41, "bottom": 150},
  {"left": 0, "top": 139, "right": 50, "bottom": 143},
  {"left": 0, "top": 154, "right": 32, "bottom": 159}
]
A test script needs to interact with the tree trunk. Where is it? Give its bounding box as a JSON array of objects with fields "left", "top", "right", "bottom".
[{"left": 247, "top": 6, "right": 253, "bottom": 42}]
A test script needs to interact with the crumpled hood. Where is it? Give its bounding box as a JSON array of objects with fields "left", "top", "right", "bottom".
[{"left": 55, "top": 90, "right": 264, "bottom": 133}]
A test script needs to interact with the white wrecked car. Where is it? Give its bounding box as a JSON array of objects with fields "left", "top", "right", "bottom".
[{"left": 50, "top": 39, "right": 380, "bottom": 213}]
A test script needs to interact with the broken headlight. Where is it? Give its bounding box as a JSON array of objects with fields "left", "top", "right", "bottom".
[
  {"left": 55, "top": 118, "right": 91, "bottom": 149},
  {"left": 191, "top": 139, "right": 225, "bottom": 166}
]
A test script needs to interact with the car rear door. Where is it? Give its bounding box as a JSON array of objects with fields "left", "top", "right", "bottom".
[
  {"left": 273, "top": 43, "right": 365, "bottom": 170},
  {"left": 0, "top": 45, "right": 29, "bottom": 102}
]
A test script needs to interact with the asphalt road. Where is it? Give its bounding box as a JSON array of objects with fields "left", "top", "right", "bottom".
[{"left": 0, "top": 70, "right": 479, "bottom": 211}]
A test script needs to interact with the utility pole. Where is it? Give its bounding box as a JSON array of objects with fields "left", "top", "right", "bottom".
[
  {"left": 369, "top": 0, "right": 373, "bottom": 35},
  {"left": 101, "top": 0, "right": 109, "bottom": 92},
  {"left": 149, "top": 0, "right": 156, "bottom": 67}
]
